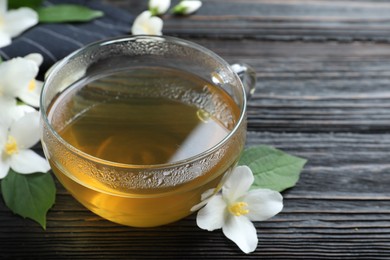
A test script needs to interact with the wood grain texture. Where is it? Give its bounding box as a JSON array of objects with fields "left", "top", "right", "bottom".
[
  {"left": 116, "top": 0, "right": 390, "bottom": 41},
  {"left": 1, "top": 0, "right": 390, "bottom": 259}
]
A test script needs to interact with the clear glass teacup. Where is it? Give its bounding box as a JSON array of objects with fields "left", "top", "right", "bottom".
[{"left": 40, "top": 35, "right": 255, "bottom": 227}]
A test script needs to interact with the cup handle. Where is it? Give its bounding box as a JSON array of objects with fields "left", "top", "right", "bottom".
[{"left": 231, "top": 63, "right": 257, "bottom": 99}]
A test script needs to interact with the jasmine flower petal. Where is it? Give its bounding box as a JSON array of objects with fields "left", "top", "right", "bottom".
[
  {"left": 0, "top": 0, "right": 6, "bottom": 14},
  {"left": 131, "top": 11, "right": 163, "bottom": 36},
  {"left": 0, "top": 126, "right": 11, "bottom": 179},
  {"left": 20, "top": 53, "right": 44, "bottom": 107},
  {"left": 173, "top": 0, "right": 202, "bottom": 15},
  {"left": 222, "top": 215, "right": 258, "bottom": 254},
  {"left": 196, "top": 194, "right": 226, "bottom": 231},
  {"left": 0, "top": 100, "right": 35, "bottom": 128},
  {"left": 0, "top": 98, "right": 17, "bottom": 126},
  {"left": 0, "top": 157, "right": 10, "bottom": 179},
  {"left": 222, "top": 165, "right": 254, "bottom": 201},
  {"left": 12, "top": 104, "right": 36, "bottom": 122},
  {"left": 244, "top": 189, "right": 284, "bottom": 222},
  {"left": 0, "top": 57, "right": 38, "bottom": 99},
  {"left": 0, "top": 124, "right": 7, "bottom": 144},
  {"left": 149, "top": 0, "right": 171, "bottom": 15},
  {"left": 24, "top": 53, "right": 44, "bottom": 67},
  {"left": 3, "top": 7, "right": 38, "bottom": 37},
  {"left": 0, "top": 31, "right": 11, "bottom": 47},
  {"left": 18, "top": 80, "right": 43, "bottom": 107},
  {"left": 10, "top": 149, "right": 50, "bottom": 174},
  {"left": 9, "top": 111, "right": 40, "bottom": 149},
  {"left": 148, "top": 16, "right": 163, "bottom": 34},
  {"left": 201, "top": 188, "right": 215, "bottom": 201}
]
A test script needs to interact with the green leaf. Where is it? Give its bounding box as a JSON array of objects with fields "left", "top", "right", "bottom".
[
  {"left": 8, "top": 0, "right": 43, "bottom": 9},
  {"left": 1, "top": 170, "right": 56, "bottom": 229},
  {"left": 37, "top": 4, "right": 104, "bottom": 23},
  {"left": 238, "top": 145, "right": 307, "bottom": 192}
]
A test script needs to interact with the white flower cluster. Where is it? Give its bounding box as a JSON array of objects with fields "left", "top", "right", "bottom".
[
  {"left": 0, "top": 1, "right": 50, "bottom": 179},
  {"left": 0, "top": 53, "right": 51, "bottom": 178},
  {"left": 131, "top": 0, "right": 202, "bottom": 35}
]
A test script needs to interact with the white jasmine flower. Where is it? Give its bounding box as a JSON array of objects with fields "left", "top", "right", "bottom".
[
  {"left": 172, "top": 0, "right": 202, "bottom": 15},
  {"left": 195, "top": 166, "right": 283, "bottom": 254},
  {"left": 0, "top": 53, "right": 43, "bottom": 107},
  {"left": 131, "top": 11, "right": 163, "bottom": 35},
  {"left": 149, "top": 0, "right": 171, "bottom": 15},
  {"left": 0, "top": 0, "right": 39, "bottom": 48},
  {"left": 0, "top": 110, "right": 50, "bottom": 179}
]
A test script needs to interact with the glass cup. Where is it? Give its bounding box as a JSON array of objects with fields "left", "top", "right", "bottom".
[{"left": 40, "top": 35, "right": 256, "bottom": 227}]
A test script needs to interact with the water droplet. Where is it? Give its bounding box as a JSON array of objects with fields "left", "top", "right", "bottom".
[
  {"left": 157, "top": 178, "right": 164, "bottom": 186},
  {"left": 189, "top": 164, "right": 202, "bottom": 176}
]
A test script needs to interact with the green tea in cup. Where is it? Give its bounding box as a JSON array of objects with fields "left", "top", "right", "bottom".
[{"left": 41, "top": 36, "right": 253, "bottom": 227}]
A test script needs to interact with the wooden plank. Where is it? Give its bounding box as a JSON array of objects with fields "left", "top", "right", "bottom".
[{"left": 105, "top": 0, "right": 390, "bottom": 41}]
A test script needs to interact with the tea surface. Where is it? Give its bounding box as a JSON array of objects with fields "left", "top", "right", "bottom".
[{"left": 50, "top": 67, "right": 239, "bottom": 165}]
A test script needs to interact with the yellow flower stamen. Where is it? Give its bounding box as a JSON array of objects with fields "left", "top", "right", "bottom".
[
  {"left": 5, "top": 136, "right": 18, "bottom": 155},
  {"left": 228, "top": 202, "right": 249, "bottom": 216},
  {"left": 28, "top": 80, "right": 36, "bottom": 92}
]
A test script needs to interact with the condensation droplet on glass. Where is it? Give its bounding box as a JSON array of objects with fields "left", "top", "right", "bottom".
[
  {"left": 157, "top": 178, "right": 164, "bottom": 186},
  {"left": 189, "top": 164, "right": 202, "bottom": 175},
  {"left": 142, "top": 174, "right": 152, "bottom": 180}
]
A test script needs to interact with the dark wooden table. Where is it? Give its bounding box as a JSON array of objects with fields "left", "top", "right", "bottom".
[{"left": 1, "top": 0, "right": 390, "bottom": 259}]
